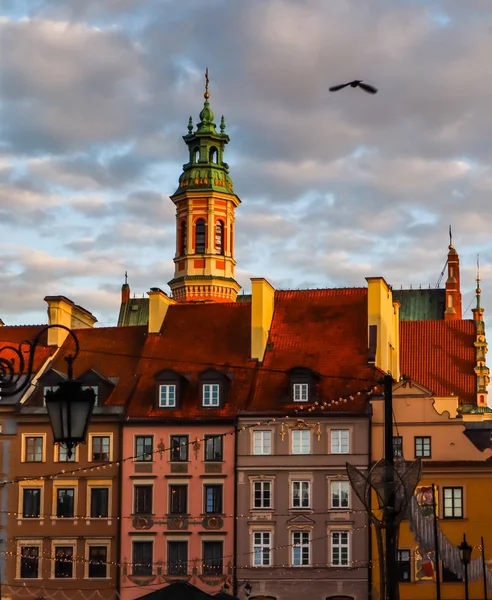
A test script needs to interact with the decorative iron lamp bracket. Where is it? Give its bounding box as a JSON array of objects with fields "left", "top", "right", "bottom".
[{"left": 0, "top": 324, "right": 96, "bottom": 458}]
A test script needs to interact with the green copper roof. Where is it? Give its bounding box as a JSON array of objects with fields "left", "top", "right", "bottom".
[
  {"left": 117, "top": 297, "right": 149, "bottom": 326},
  {"left": 172, "top": 71, "right": 236, "bottom": 197},
  {"left": 458, "top": 404, "right": 492, "bottom": 415},
  {"left": 393, "top": 288, "right": 445, "bottom": 321}
]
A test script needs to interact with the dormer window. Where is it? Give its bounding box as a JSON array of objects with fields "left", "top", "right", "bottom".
[
  {"left": 203, "top": 384, "right": 220, "bottom": 407},
  {"left": 43, "top": 386, "right": 59, "bottom": 406},
  {"left": 159, "top": 384, "right": 176, "bottom": 408},
  {"left": 293, "top": 383, "right": 309, "bottom": 403},
  {"left": 82, "top": 385, "right": 98, "bottom": 407}
]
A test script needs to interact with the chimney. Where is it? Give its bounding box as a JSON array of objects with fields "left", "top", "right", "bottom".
[
  {"left": 251, "top": 278, "right": 275, "bottom": 361},
  {"left": 444, "top": 244, "right": 462, "bottom": 320},
  {"left": 147, "top": 288, "right": 175, "bottom": 334},
  {"left": 122, "top": 272, "right": 130, "bottom": 304},
  {"left": 366, "top": 277, "right": 400, "bottom": 380},
  {"left": 44, "top": 296, "right": 97, "bottom": 347}
]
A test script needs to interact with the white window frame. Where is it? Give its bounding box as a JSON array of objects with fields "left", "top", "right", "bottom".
[
  {"left": 331, "top": 530, "right": 350, "bottom": 566},
  {"left": 331, "top": 429, "right": 350, "bottom": 454},
  {"left": 252, "top": 531, "right": 272, "bottom": 567},
  {"left": 159, "top": 384, "right": 176, "bottom": 408},
  {"left": 291, "top": 480, "right": 311, "bottom": 509},
  {"left": 88, "top": 433, "right": 113, "bottom": 462},
  {"left": 16, "top": 539, "right": 43, "bottom": 579},
  {"left": 253, "top": 430, "right": 272, "bottom": 455},
  {"left": 293, "top": 383, "right": 309, "bottom": 402},
  {"left": 203, "top": 383, "right": 220, "bottom": 407},
  {"left": 252, "top": 480, "right": 272, "bottom": 509},
  {"left": 443, "top": 486, "right": 463, "bottom": 518},
  {"left": 291, "top": 531, "right": 310, "bottom": 566},
  {"left": 330, "top": 480, "right": 350, "bottom": 509},
  {"left": 292, "top": 429, "right": 311, "bottom": 454}
]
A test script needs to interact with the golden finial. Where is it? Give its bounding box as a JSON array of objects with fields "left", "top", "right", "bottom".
[{"left": 204, "top": 67, "right": 210, "bottom": 100}]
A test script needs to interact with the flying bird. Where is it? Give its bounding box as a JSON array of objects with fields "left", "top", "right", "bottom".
[{"left": 329, "top": 80, "right": 378, "bottom": 94}]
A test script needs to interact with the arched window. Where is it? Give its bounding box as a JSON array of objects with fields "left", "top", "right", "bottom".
[
  {"left": 209, "top": 147, "right": 218, "bottom": 164},
  {"left": 180, "top": 220, "right": 187, "bottom": 256},
  {"left": 447, "top": 294, "right": 453, "bottom": 308},
  {"left": 193, "top": 147, "right": 200, "bottom": 163},
  {"left": 195, "top": 219, "right": 206, "bottom": 254},
  {"left": 215, "top": 220, "right": 224, "bottom": 255}
]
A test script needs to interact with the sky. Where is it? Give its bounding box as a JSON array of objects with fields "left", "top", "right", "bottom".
[{"left": 0, "top": 0, "right": 491, "bottom": 330}]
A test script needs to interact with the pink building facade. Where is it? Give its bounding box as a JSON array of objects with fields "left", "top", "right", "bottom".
[{"left": 119, "top": 422, "right": 236, "bottom": 599}]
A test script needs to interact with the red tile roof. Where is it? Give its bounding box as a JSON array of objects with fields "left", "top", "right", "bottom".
[
  {"left": 49, "top": 325, "right": 148, "bottom": 407},
  {"left": 0, "top": 325, "right": 54, "bottom": 372},
  {"left": 0, "top": 324, "right": 48, "bottom": 344},
  {"left": 400, "top": 320, "right": 476, "bottom": 404},
  {"left": 126, "top": 303, "right": 254, "bottom": 419},
  {"left": 250, "top": 289, "right": 378, "bottom": 413}
]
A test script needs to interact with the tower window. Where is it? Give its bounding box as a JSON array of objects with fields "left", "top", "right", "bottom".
[
  {"left": 215, "top": 220, "right": 224, "bottom": 255},
  {"left": 195, "top": 219, "right": 206, "bottom": 253},
  {"left": 193, "top": 147, "right": 200, "bottom": 163},
  {"left": 180, "top": 220, "right": 187, "bottom": 256},
  {"left": 209, "top": 147, "right": 218, "bottom": 163}
]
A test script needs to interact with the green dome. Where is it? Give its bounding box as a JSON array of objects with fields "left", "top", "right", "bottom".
[{"left": 199, "top": 100, "right": 214, "bottom": 124}]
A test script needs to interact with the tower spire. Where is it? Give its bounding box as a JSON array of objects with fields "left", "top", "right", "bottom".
[
  {"left": 168, "top": 70, "right": 241, "bottom": 303},
  {"left": 444, "top": 230, "right": 462, "bottom": 320},
  {"left": 472, "top": 254, "right": 490, "bottom": 408}
]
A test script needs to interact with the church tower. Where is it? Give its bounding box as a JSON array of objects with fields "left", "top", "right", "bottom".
[
  {"left": 444, "top": 230, "right": 462, "bottom": 321},
  {"left": 168, "top": 70, "right": 241, "bottom": 303}
]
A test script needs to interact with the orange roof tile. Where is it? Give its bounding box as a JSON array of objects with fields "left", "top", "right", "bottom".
[
  {"left": 0, "top": 324, "right": 48, "bottom": 344},
  {"left": 400, "top": 320, "right": 476, "bottom": 404},
  {"left": 127, "top": 302, "right": 254, "bottom": 419},
  {"left": 250, "top": 289, "right": 377, "bottom": 413}
]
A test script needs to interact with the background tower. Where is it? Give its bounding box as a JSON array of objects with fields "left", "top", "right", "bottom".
[{"left": 168, "top": 70, "right": 241, "bottom": 303}]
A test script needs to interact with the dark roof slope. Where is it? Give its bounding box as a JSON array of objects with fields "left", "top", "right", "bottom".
[
  {"left": 118, "top": 297, "right": 149, "bottom": 326},
  {"left": 393, "top": 288, "right": 445, "bottom": 321},
  {"left": 250, "top": 289, "right": 377, "bottom": 413},
  {"left": 136, "top": 581, "right": 213, "bottom": 599},
  {"left": 400, "top": 320, "right": 476, "bottom": 404},
  {"left": 126, "top": 302, "right": 255, "bottom": 419}
]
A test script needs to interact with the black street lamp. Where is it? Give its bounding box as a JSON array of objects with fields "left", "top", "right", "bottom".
[
  {"left": 459, "top": 534, "right": 472, "bottom": 600},
  {"left": 0, "top": 325, "right": 95, "bottom": 457}
]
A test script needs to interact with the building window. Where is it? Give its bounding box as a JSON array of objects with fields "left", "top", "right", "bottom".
[
  {"left": 292, "top": 429, "right": 310, "bottom": 454},
  {"left": 25, "top": 436, "right": 43, "bottom": 462},
  {"left": 215, "top": 220, "right": 224, "bottom": 254},
  {"left": 82, "top": 385, "right": 98, "bottom": 406},
  {"left": 292, "top": 531, "right": 310, "bottom": 566},
  {"left": 159, "top": 384, "right": 176, "bottom": 408},
  {"left": 169, "top": 485, "right": 188, "bottom": 514},
  {"left": 204, "top": 484, "right": 223, "bottom": 514},
  {"left": 203, "top": 383, "right": 220, "bottom": 407},
  {"left": 415, "top": 436, "right": 431, "bottom": 458},
  {"left": 88, "top": 546, "right": 108, "bottom": 578},
  {"left": 203, "top": 541, "right": 223, "bottom": 575},
  {"left": 20, "top": 546, "right": 39, "bottom": 578},
  {"left": 253, "top": 480, "right": 272, "bottom": 509},
  {"left": 442, "top": 565, "right": 462, "bottom": 582},
  {"left": 292, "top": 481, "right": 311, "bottom": 509},
  {"left": 54, "top": 546, "right": 73, "bottom": 578},
  {"left": 443, "top": 487, "right": 463, "bottom": 518},
  {"left": 91, "top": 436, "right": 110, "bottom": 462},
  {"left": 22, "top": 488, "right": 41, "bottom": 518},
  {"left": 132, "top": 541, "right": 153, "bottom": 576},
  {"left": 397, "top": 549, "right": 411, "bottom": 582},
  {"left": 170, "top": 435, "right": 189, "bottom": 462},
  {"left": 253, "top": 430, "right": 272, "bottom": 455},
  {"left": 195, "top": 218, "right": 206, "bottom": 253},
  {"left": 331, "top": 481, "right": 350, "bottom": 509},
  {"left": 135, "top": 436, "right": 154, "bottom": 462},
  {"left": 57, "top": 444, "right": 75, "bottom": 462},
  {"left": 253, "top": 531, "right": 272, "bottom": 567},
  {"left": 331, "top": 430, "right": 350, "bottom": 454},
  {"left": 331, "top": 531, "right": 350, "bottom": 566},
  {"left": 168, "top": 541, "right": 188, "bottom": 576},
  {"left": 204, "top": 435, "right": 223, "bottom": 461},
  {"left": 90, "top": 488, "right": 109, "bottom": 518},
  {"left": 393, "top": 436, "right": 403, "bottom": 458},
  {"left": 134, "top": 485, "right": 153, "bottom": 515},
  {"left": 56, "top": 488, "right": 75, "bottom": 518},
  {"left": 180, "top": 220, "right": 187, "bottom": 256},
  {"left": 293, "top": 383, "right": 309, "bottom": 402}
]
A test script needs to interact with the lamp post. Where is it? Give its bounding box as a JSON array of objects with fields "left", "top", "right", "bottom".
[
  {"left": 0, "top": 325, "right": 96, "bottom": 456},
  {"left": 458, "top": 534, "right": 472, "bottom": 600}
]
